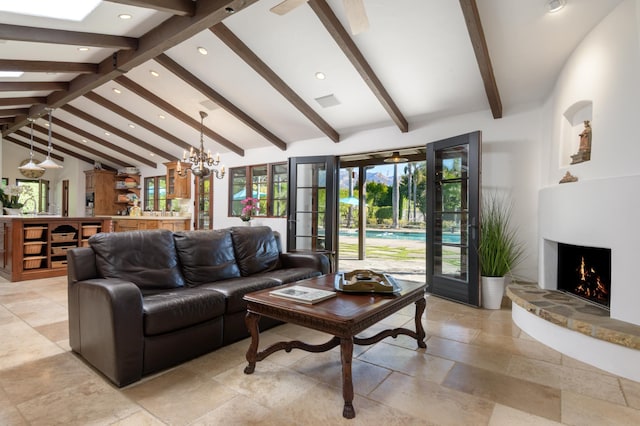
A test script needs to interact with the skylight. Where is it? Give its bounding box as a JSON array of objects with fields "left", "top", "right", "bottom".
[
  {"left": 0, "top": 71, "right": 24, "bottom": 78},
  {"left": 0, "top": 0, "right": 101, "bottom": 21}
]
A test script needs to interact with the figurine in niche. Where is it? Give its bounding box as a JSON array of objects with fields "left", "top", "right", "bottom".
[{"left": 570, "top": 120, "right": 592, "bottom": 164}]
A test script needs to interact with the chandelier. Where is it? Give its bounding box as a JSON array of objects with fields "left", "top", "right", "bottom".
[{"left": 176, "top": 111, "right": 225, "bottom": 179}]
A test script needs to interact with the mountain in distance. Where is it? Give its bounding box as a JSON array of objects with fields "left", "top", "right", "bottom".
[{"left": 339, "top": 168, "right": 394, "bottom": 187}]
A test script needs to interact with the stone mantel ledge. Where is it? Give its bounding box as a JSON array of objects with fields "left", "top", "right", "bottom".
[{"left": 506, "top": 283, "right": 640, "bottom": 350}]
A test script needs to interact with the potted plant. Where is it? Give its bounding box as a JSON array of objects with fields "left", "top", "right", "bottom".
[
  {"left": 478, "top": 193, "right": 524, "bottom": 309},
  {"left": 240, "top": 197, "right": 260, "bottom": 224},
  {"left": 0, "top": 185, "right": 26, "bottom": 215}
]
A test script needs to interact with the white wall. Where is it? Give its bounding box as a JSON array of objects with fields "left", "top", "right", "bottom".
[
  {"left": 212, "top": 106, "right": 543, "bottom": 282},
  {"left": 538, "top": 0, "right": 640, "bottom": 325}
]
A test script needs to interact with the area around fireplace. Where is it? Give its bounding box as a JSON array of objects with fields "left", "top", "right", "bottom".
[{"left": 507, "top": 283, "right": 640, "bottom": 382}]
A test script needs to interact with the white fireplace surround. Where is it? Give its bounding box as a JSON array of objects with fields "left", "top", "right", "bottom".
[{"left": 538, "top": 175, "right": 640, "bottom": 326}]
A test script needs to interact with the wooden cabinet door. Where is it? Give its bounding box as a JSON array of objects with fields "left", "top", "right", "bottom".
[{"left": 165, "top": 161, "right": 191, "bottom": 199}]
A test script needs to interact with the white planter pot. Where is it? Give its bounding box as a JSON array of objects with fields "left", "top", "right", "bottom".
[{"left": 481, "top": 276, "right": 506, "bottom": 309}]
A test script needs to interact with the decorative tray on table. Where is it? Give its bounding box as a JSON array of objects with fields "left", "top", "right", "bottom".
[{"left": 334, "top": 269, "right": 401, "bottom": 294}]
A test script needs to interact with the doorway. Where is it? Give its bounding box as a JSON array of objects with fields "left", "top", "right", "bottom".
[{"left": 338, "top": 148, "right": 427, "bottom": 283}]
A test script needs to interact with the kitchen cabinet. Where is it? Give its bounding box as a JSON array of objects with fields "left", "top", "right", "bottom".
[
  {"left": 112, "top": 217, "right": 190, "bottom": 233},
  {"left": 164, "top": 161, "right": 191, "bottom": 199},
  {"left": 115, "top": 171, "right": 141, "bottom": 214},
  {"left": 85, "top": 170, "right": 116, "bottom": 216}
]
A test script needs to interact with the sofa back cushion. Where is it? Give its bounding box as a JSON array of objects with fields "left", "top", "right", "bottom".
[
  {"left": 89, "top": 229, "right": 185, "bottom": 290},
  {"left": 173, "top": 229, "right": 241, "bottom": 286},
  {"left": 231, "top": 226, "right": 281, "bottom": 276}
]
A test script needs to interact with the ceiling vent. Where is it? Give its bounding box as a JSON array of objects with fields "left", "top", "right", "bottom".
[
  {"left": 315, "top": 94, "right": 340, "bottom": 108},
  {"left": 199, "top": 99, "right": 219, "bottom": 110}
]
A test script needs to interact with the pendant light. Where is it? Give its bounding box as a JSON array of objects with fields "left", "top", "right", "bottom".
[
  {"left": 37, "top": 107, "right": 63, "bottom": 169},
  {"left": 18, "top": 118, "right": 45, "bottom": 173}
]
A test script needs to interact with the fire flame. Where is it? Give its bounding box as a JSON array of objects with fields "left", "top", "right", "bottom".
[{"left": 574, "top": 256, "right": 608, "bottom": 301}]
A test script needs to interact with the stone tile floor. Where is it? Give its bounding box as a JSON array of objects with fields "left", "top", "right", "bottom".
[{"left": 1, "top": 276, "right": 640, "bottom": 425}]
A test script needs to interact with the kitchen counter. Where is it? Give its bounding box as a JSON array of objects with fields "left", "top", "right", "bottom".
[
  {"left": 108, "top": 216, "right": 191, "bottom": 232},
  {"left": 0, "top": 216, "right": 111, "bottom": 282}
]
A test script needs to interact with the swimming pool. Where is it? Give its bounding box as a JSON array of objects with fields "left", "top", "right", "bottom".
[{"left": 339, "top": 229, "right": 461, "bottom": 244}]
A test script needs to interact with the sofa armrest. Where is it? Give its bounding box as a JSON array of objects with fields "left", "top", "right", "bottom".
[
  {"left": 279, "top": 252, "right": 330, "bottom": 275},
  {"left": 71, "top": 278, "right": 144, "bottom": 387}
]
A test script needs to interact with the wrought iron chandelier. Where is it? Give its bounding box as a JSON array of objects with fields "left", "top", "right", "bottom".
[{"left": 176, "top": 111, "right": 224, "bottom": 179}]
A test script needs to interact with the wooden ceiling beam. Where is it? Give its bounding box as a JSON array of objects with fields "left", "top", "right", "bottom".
[
  {"left": 0, "top": 108, "right": 29, "bottom": 117},
  {"left": 211, "top": 23, "right": 340, "bottom": 143},
  {"left": 115, "top": 75, "right": 247, "bottom": 156},
  {"left": 2, "top": 0, "right": 258, "bottom": 142},
  {"left": 4, "top": 135, "right": 65, "bottom": 162},
  {"left": 60, "top": 104, "right": 169, "bottom": 164},
  {"left": 28, "top": 125, "right": 134, "bottom": 168},
  {"left": 155, "top": 54, "right": 265, "bottom": 153},
  {"left": 308, "top": 0, "right": 409, "bottom": 133},
  {"left": 13, "top": 131, "right": 117, "bottom": 171},
  {"left": 0, "top": 97, "right": 47, "bottom": 107},
  {"left": 51, "top": 117, "right": 158, "bottom": 168},
  {"left": 459, "top": 0, "right": 502, "bottom": 119},
  {"left": 0, "top": 82, "right": 68, "bottom": 92},
  {"left": 105, "top": 0, "right": 195, "bottom": 16},
  {"left": 0, "top": 24, "right": 137, "bottom": 49},
  {"left": 0, "top": 60, "right": 98, "bottom": 74},
  {"left": 84, "top": 91, "right": 193, "bottom": 151}
]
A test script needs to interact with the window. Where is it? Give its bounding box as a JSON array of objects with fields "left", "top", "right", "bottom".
[
  {"left": 16, "top": 179, "right": 49, "bottom": 213},
  {"left": 144, "top": 175, "right": 178, "bottom": 212},
  {"left": 229, "top": 162, "right": 287, "bottom": 218}
]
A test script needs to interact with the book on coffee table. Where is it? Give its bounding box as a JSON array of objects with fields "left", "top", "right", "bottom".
[{"left": 269, "top": 285, "right": 337, "bottom": 304}]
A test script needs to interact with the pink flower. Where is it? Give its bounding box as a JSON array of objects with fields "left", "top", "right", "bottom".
[{"left": 240, "top": 197, "right": 260, "bottom": 221}]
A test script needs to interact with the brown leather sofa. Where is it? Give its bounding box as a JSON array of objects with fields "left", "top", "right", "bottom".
[{"left": 67, "top": 226, "right": 329, "bottom": 387}]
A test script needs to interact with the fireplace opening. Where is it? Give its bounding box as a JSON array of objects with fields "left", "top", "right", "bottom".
[{"left": 557, "top": 243, "right": 611, "bottom": 309}]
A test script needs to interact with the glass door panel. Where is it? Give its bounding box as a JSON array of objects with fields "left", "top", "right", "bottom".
[{"left": 427, "top": 132, "right": 481, "bottom": 306}]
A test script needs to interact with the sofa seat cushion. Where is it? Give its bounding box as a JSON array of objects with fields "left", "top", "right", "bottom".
[
  {"left": 231, "top": 226, "right": 280, "bottom": 276},
  {"left": 89, "top": 229, "right": 185, "bottom": 290},
  {"left": 199, "top": 276, "right": 281, "bottom": 314},
  {"left": 173, "top": 230, "right": 240, "bottom": 286},
  {"left": 258, "top": 268, "right": 323, "bottom": 285},
  {"left": 143, "top": 288, "right": 226, "bottom": 336}
]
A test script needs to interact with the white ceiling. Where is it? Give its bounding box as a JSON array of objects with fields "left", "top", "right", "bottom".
[{"left": 0, "top": 0, "right": 624, "bottom": 170}]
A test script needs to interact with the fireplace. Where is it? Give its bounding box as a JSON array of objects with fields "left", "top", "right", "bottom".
[{"left": 557, "top": 242, "right": 611, "bottom": 309}]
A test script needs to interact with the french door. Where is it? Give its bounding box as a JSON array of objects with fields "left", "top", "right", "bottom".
[
  {"left": 286, "top": 156, "right": 339, "bottom": 259},
  {"left": 426, "top": 131, "right": 481, "bottom": 306}
]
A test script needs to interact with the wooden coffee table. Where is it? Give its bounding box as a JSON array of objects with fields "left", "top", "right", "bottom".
[{"left": 243, "top": 274, "right": 427, "bottom": 419}]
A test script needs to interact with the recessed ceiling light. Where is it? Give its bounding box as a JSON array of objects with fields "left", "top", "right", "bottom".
[
  {"left": 546, "top": 0, "right": 566, "bottom": 13},
  {"left": 104, "top": 132, "right": 110, "bottom": 136},
  {"left": 0, "top": 71, "right": 24, "bottom": 77},
  {"left": 128, "top": 124, "right": 135, "bottom": 129},
  {"left": 158, "top": 114, "right": 166, "bottom": 119},
  {"left": 150, "top": 152, "right": 155, "bottom": 157},
  {"left": 112, "top": 88, "right": 122, "bottom": 94},
  {"left": 82, "top": 139, "right": 88, "bottom": 143},
  {"left": 150, "top": 70, "right": 159, "bottom": 77},
  {"left": 197, "top": 46, "right": 208, "bottom": 55},
  {"left": 315, "top": 72, "right": 326, "bottom": 80},
  {"left": 78, "top": 47, "right": 90, "bottom": 52},
  {"left": 118, "top": 13, "right": 132, "bottom": 20}
]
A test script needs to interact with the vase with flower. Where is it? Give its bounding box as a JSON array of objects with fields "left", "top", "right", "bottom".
[{"left": 240, "top": 197, "right": 260, "bottom": 225}]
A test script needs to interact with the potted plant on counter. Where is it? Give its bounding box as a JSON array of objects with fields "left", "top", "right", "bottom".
[{"left": 478, "top": 193, "right": 525, "bottom": 309}]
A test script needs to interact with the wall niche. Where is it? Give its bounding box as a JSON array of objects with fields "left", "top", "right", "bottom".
[{"left": 561, "top": 100, "right": 593, "bottom": 167}]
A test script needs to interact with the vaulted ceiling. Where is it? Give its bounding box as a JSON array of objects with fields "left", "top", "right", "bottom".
[{"left": 0, "top": 0, "right": 623, "bottom": 171}]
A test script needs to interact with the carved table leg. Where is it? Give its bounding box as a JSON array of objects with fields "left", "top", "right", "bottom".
[
  {"left": 415, "top": 297, "right": 427, "bottom": 348},
  {"left": 244, "top": 311, "right": 260, "bottom": 374},
  {"left": 340, "top": 337, "right": 355, "bottom": 419}
]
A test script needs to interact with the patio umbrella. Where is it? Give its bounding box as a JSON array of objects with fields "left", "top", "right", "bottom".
[{"left": 340, "top": 196, "right": 359, "bottom": 206}]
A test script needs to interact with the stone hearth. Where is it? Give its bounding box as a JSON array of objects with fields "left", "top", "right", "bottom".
[{"left": 507, "top": 283, "right": 640, "bottom": 381}]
